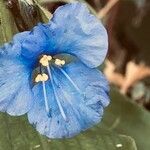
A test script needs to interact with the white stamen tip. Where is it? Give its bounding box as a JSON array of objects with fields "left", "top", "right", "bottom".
[
  {"left": 39, "top": 55, "right": 52, "bottom": 66},
  {"left": 35, "top": 73, "right": 49, "bottom": 82},
  {"left": 55, "top": 59, "right": 65, "bottom": 66}
]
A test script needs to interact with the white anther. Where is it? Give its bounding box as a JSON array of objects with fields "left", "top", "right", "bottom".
[
  {"left": 55, "top": 59, "right": 65, "bottom": 66},
  {"left": 39, "top": 55, "right": 52, "bottom": 66},
  {"left": 35, "top": 73, "right": 49, "bottom": 82},
  {"left": 42, "top": 73, "right": 49, "bottom": 81},
  {"left": 35, "top": 74, "right": 42, "bottom": 83},
  {"left": 47, "top": 56, "right": 52, "bottom": 61}
]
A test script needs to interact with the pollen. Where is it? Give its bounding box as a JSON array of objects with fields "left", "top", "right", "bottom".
[
  {"left": 42, "top": 73, "right": 49, "bottom": 81},
  {"left": 35, "top": 73, "right": 49, "bottom": 83},
  {"left": 39, "top": 55, "right": 52, "bottom": 66},
  {"left": 55, "top": 59, "right": 66, "bottom": 66},
  {"left": 39, "top": 55, "right": 65, "bottom": 67}
]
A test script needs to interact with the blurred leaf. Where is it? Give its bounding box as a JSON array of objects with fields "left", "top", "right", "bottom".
[
  {"left": 132, "top": 0, "right": 146, "bottom": 8},
  {"left": 102, "top": 88, "right": 150, "bottom": 150},
  {"left": 131, "top": 82, "right": 146, "bottom": 100},
  {"left": 18, "top": 0, "right": 41, "bottom": 30},
  {"left": 0, "top": 112, "right": 137, "bottom": 150},
  {"left": 37, "top": 0, "right": 97, "bottom": 16},
  {"left": 0, "top": 0, "right": 18, "bottom": 44},
  {"left": 34, "top": 0, "right": 53, "bottom": 22},
  {"left": 36, "top": 0, "right": 75, "bottom": 4},
  {"left": 0, "top": 0, "right": 52, "bottom": 41}
]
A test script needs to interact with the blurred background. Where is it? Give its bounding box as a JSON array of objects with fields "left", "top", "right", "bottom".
[{"left": 0, "top": 0, "right": 150, "bottom": 150}]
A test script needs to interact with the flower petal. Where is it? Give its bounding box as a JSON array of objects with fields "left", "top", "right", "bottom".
[
  {"left": 0, "top": 31, "right": 30, "bottom": 57},
  {"left": 28, "top": 61, "right": 109, "bottom": 138},
  {"left": 0, "top": 42, "right": 21, "bottom": 57},
  {"left": 1, "top": 3, "right": 108, "bottom": 67},
  {"left": 0, "top": 26, "right": 48, "bottom": 62},
  {"left": 46, "top": 2, "right": 108, "bottom": 68},
  {"left": 0, "top": 57, "right": 33, "bottom": 116},
  {"left": 20, "top": 25, "right": 48, "bottom": 60},
  {"left": 6, "top": 3, "right": 108, "bottom": 67}
]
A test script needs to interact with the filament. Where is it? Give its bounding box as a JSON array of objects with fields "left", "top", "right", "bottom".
[
  {"left": 47, "top": 65, "right": 68, "bottom": 121},
  {"left": 57, "top": 67, "right": 82, "bottom": 94},
  {"left": 42, "top": 81, "right": 51, "bottom": 117}
]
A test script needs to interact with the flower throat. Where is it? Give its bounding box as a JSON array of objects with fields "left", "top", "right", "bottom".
[{"left": 34, "top": 55, "right": 81, "bottom": 121}]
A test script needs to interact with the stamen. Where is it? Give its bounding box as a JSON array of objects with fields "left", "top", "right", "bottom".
[
  {"left": 47, "top": 65, "right": 68, "bottom": 121},
  {"left": 55, "top": 59, "right": 66, "bottom": 66},
  {"left": 39, "top": 55, "right": 66, "bottom": 67},
  {"left": 47, "top": 56, "right": 52, "bottom": 61},
  {"left": 52, "top": 74, "right": 84, "bottom": 125},
  {"left": 36, "top": 55, "right": 68, "bottom": 119},
  {"left": 42, "top": 73, "right": 49, "bottom": 81},
  {"left": 35, "top": 74, "right": 42, "bottom": 83},
  {"left": 39, "top": 55, "right": 52, "bottom": 67},
  {"left": 42, "top": 80, "right": 51, "bottom": 117},
  {"left": 35, "top": 73, "right": 50, "bottom": 116},
  {"left": 35, "top": 73, "right": 49, "bottom": 82},
  {"left": 57, "top": 67, "right": 82, "bottom": 94}
]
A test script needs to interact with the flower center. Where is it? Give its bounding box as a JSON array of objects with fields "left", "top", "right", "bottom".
[
  {"left": 35, "top": 55, "right": 66, "bottom": 83},
  {"left": 33, "top": 55, "right": 68, "bottom": 120},
  {"left": 33, "top": 55, "right": 81, "bottom": 121}
]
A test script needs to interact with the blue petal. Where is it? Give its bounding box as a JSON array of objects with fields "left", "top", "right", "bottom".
[
  {"left": 46, "top": 2, "right": 108, "bottom": 68},
  {"left": 0, "top": 42, "right": 21, "bottom": 57},
  {"left": 0, "top": 26, "right": 48, "bottom": 63},
  {"left": 27, "top": 61, "right": 109, "bottom": 138},
  {"left": 3, "top": 3, "right": 108, "bottom": 67},
  {"left": 0, "top": 31, "right": 31, "bottom": 57},
  {"left": 13, "top": 31, "right": 30, "bottom": 43},
  {"left": 0, "top": 57, "right": 33, "bottom": 116},
  {"left": 20, "top": 25, "right": 48, "bottom": 60}
]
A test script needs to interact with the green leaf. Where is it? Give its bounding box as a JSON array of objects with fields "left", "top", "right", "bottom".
[
  {"left": 102, "top": 88, "right": 150, "bottom": 150},
  {"left": 0, "top": 0, "right": 18, "bottom": 44},
  {"left": 0, "top": 112, "right": 137, "bottom": 150}
]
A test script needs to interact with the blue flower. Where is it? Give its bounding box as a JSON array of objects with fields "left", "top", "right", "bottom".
[{"left": 0, "top": 2, "right": 109, "bottom": 138}]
